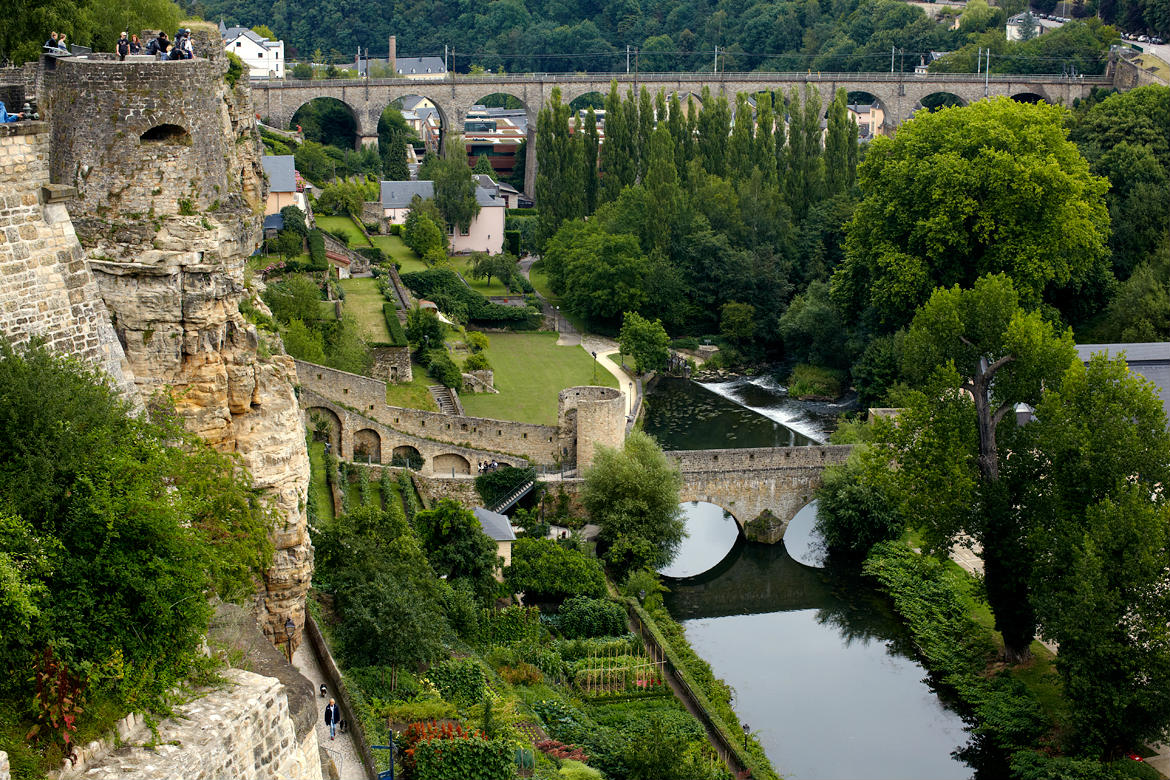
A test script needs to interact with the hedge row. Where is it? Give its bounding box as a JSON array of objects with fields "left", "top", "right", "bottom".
[
  {"left": 308, "top": 229, "right": 326, "bottom": 269},
  {"left": 400, "top": 268, "right": 538, "bottom": 327},
  {"left": 378, "top": 303, "right": 408, "bottom": 347}
]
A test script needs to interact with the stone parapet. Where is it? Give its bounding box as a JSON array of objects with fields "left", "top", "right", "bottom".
[{"left": 57, "top": 670, "right": 322, "bottom": 780}]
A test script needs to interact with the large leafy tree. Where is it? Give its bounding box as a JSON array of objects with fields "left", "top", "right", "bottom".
[
  {"left": 414, "top": 498, "right": 500, "bottom": 601},
  {"left": 892, "top": 274, "right": 1077, "bottom": 662},
  {"left": 432, "top": 136, "right": 480, "bottom": 234},
  {"left": 618, "top": 311, "right": 669, "bottom": 374},
  {"left": 832, "top": 97, "right": 1111, "bottom": 332},
  {"left": 0, "top": 343, "right": 272, "bottom": 706},
  {"left": 582, "top": 431, "right": 684, "bottom": 579},
  {"left": 1017, "top": 355, "right": 1170, "bottom": 756},
  {"left": 503, "top": 537, "right": 606, "bottom": 605}
]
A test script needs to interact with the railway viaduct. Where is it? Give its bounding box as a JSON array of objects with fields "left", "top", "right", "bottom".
[{"left": 252, "top": 71, "right": 1109, "bottom": 194}]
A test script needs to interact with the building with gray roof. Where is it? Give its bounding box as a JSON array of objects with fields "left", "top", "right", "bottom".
[{"left": 1075, "top": 342, "right": 1170, "bottom": 422}]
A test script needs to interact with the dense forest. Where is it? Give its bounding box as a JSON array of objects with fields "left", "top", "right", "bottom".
[{"left": 178, "top": 0, "right": 1144, "bottom": 71}]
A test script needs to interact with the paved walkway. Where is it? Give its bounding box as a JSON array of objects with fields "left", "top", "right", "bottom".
[{"left": 292, "top": 640, "right": 363, "bottom": 779}]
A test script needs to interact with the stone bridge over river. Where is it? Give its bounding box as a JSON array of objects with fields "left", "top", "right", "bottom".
[
  {"left": 668, "top": 445, "right": 854, "bottom": 542},
  {"left": 252, "top": 71, "right": 1108, "bottom": 194}
]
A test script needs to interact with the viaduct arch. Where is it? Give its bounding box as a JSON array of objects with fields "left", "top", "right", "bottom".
[{"left": 253, "top": 71, "right": 1108, "bottom": 195}]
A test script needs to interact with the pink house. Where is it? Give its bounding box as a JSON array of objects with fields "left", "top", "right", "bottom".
[{"left": 380, "top": 180, "right": 505, "bottom": 255}]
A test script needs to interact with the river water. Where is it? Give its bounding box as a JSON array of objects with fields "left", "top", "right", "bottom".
[{"left": 647, "top": 378, "right": 978, "bottom": 780}]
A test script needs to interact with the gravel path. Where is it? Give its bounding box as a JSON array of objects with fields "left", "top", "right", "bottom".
[{"left": 292, "top": 641, "right": 364, "bottom": 779}]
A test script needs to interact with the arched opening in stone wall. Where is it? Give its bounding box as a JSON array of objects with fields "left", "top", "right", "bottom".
[
  {"left": 291, "top": 97, "right": 358, "bottom": 152},
  {"left": 843, "top": 91, "right": 890, "bottom": 140},
  {"left": 466, "top": 93, "right": 531, "bottom": 182},
  {"left": 392, "top": 95, "right": 446, "bottom": 158},
  {"left": 1010, "top": 92, "right": 1047, "bottom": 104},
  {"left": 568, "top": 92, "right": 606, "bottom": 112},
  {"left": 306, "top": 407, "right": 342, "bottom": 452},
  {"left": 391, "top": 444, "right": 424, "bottom": 470},
  {"left": 353, "top": 428, "right": 381, "bottom": 463},
  {"left": 140, "top": 124, "right": 191, "bottom": 144},
  {"left": 434, "top": 452, "right": 471, "bottom": 476},
  {"left": 917, "top": 92, "right": 967, "bottom": 114}
]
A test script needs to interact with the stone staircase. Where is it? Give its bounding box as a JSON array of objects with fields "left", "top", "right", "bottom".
[{"left": 429, "top": 385, "right": 464, "bottom": 415}]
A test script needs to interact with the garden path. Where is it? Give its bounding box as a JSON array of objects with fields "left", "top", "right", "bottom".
[{"left": 292, "top": 640, "right": 364, "bottom": 779}]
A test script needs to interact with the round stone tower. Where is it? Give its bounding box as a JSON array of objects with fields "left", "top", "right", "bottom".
[{"left": 558, "top": 386, "right": 626, "bottom": 470}]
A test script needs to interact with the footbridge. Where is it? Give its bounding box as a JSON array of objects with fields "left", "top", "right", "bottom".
[
  {"left": 668, "top": 445, "right": 853, "bottom": 542},
  {"left": 251, "top": 70, "right": 1109, "bottom": 194}
]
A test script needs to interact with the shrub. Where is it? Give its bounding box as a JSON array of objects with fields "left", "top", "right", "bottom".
[
  {"left": 389, "top": 223, "right": 402, "bottom": 235},
  {"left": 373, "top": 700, "right": 458, "bottom": 724},
  {"left": 224, "top": 51, "right": 245, "bottom": 87},
  {"left": 426, "top": 658, "right": 486, "bottom": 706},
  {"left": 504, "top": 537, "right": 607, "bottom": 606},
  {"left": 787, "top": 363, "right": 846, "bottom": 400},
  {"left": 401, "top": 268, "right": 538, "bottom": 326},
  {"left": 307, "top": 229, "right": 326, "bottom": 269},
  {"left": 356, "top": 246, "right": 386, "bottom": 263},
  {"left": 815, "top": 447, "right": 905, "bottom": 560},
  {"left": 464, "top": 352, "right": 491, "bottom": 371},
  {"left": 555, "top": 597, "right": 627, "bottom": 639},
  {"left": 421, "top": 347, "right": 462, "bottom": 388},
  {"left": 381, "top": 304, "right": 408, "bottom": 347},
  {"left": 498, "top": 662, "right": 543, "bottom": 686},
  {"left": 478, "top": 605, "right": 543, "bottom": 647}
]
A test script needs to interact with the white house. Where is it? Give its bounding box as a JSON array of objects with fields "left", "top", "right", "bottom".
[
  {"left": 221, "top": 24, "right": 285, "bottom": 79},
  {"left": 1006, "top": 13, "right": 1044, "bottom": 41},
  {"left": 380, "top": 180, "right": 505, "bottom": 254}
]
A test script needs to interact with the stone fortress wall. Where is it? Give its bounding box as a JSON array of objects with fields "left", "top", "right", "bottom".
[
  {"left": 294, "top": 358, "right": 625, "bottom": 468},
  {"left": 0, "top": 121, "right": 138, "bottom": 397}
]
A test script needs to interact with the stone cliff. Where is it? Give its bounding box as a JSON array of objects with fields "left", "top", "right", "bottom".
[{"left": 32, "top": 26, "right": 312, "bottom": 650}]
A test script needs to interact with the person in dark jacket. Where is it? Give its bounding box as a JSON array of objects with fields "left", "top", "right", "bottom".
[
  {"left": 44, "top": 32, "right": 58, "bottom": 49},
  {"left": 116, "top": 32, "right": 130, "bottom": 60},
  {"left": 324, "top": 699, "right": 340, "bottom": 740},
  {"left": 146, "top": 31, "right": 169, "bottom": 56},
  {"left": 129, "top": 34, "right": 143, "bottom": 54}
]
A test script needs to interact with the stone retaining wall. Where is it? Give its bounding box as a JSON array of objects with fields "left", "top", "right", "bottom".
[
  {"left": 303, "top": 615, "right": 378, "bottom": 780},
  {"left": 58, "top": 670, "right": 321, "bottom": 780},
  {"left": 667, "top": 444, "right": 853, "bottom": 472}
]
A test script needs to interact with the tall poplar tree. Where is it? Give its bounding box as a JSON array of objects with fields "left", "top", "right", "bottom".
[
  {"left": 755, "top": 92, "right": 777, "bottom": 186},
  {"left": 667, "top": 92, "right": 687, "bottom": 180},
  {"left": 600, "top": 81, "right": 632, "bottom": 202},
  {"left": 729, "top": 92, "right": 756, "bottom": 181},
  {"left": 697, "top": 87, "right": 731, "bottom": 177},
  {"left": 623, "top": 91, "right": 640, "bottom": 183},
  {"left": 637, "top": 86, "right": 655, "bottom": 182},
  {"left": 644, "top": 126, "right": 682, "bottom": 251},
  {"left": 535, "top": 88, "right": 584, "bottom": 249},
  {"left": 825, "top": 88, "right": 859, "bottom": 196},
  {"left": 583, "top": 107, "right": 600, "bottom": 215}
]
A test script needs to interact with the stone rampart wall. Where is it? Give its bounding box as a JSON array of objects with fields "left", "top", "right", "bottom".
[
  {"left": 561, "top": 386, "right": 625, "bottom": 470},
  {"left": 667, "top": 444, "right": 853, "bottom": 473},
  {"left": 371, "top": 345, "right": 412, "bottom": 383},
  {"left": 0, "top": 122, "right": 137, "bottom": 395},
  {"left": 295, "top": 359, "right": 564, "bottom": 464},
  {"left": 59, "top": 669, "right": 322, "bottom": 780}
]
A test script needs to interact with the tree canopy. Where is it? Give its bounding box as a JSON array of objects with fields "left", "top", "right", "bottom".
[{"left": 832, "top": 97, "right": 1111, "bottom": 332}]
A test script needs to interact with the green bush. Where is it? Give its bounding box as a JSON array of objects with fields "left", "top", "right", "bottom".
[
  {"left": 381, "top": 304, "right": 408, "bottom": 347},
  {"left": 413, "top": 733, "right": 516, "bottom": 780},
  {"left": 356, "top": 246, "right": 386, "bottom": 263},
  {"left": 374, "top": 700, "right": 458, "bottom": 724},
  {"left": 505, "top": 537, "right": 607, "bottom": 606},
  {"left": 420, "top": 347, "right": 462, "bottom": 388},
  {"left": 555, "top": 597, "right": 627, "bottom": 639},
  {"left": 814, "top": 448, "right": 905, "bottom": 559},
  {"left": 401, "top": 268, "right": 538, "bottom": 326},
  {"left": 477, "top": 605, "right": 543, "bottom": 647},
  {"left": 787, "top": 363, "right": 846, "bottom": 400},
  {"left": 426, "top": 658, "right": 487, "bottom": 706},
  {"left": 308, "top": 229, "right": 326, "bottom": 269},
  {"left": 224, "top": 51, "right": 245, "bottom": 87},
  {"left": 464, "top": 352, "right": 491, "bottom": 371},
  {"left": 389, "top": 223, "right": 402, "bottom": 235}
]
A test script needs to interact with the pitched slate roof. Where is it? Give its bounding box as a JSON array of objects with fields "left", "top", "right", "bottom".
[
  {"left": 396, "top": 56, "right": 446, "bottom": 75},
  {"left": 473, "top": 507, "right": 516, "bottom": 542},
  {"left": 262, "top": 155, "right": 296, "bottom": 193},
  {"left": 1075, "top": 342, "right": 1170, "bottom": 421},
  {"left": 223, "top": 27, "right": 281, "bottom": 48},
  {"left": 380, "top": 180, "right": 503, "bottom": 209},
  {"left": 263, "top": 213, "right": 284, "bottom": 231}
]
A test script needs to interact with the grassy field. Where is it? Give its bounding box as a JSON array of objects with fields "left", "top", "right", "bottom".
[
  {"left": 339, "top": 278, "right": 391, "bottom": 341},
  {"left": 370, "top": 234, "right": 427, "bottom": 272},
  {"left": 386, "top": 361, "right": 440, "bottom": 412},
  {"left": 316, "top": 215, "right": 370, "bottom": 247},
  {"left": 459, "top": 332, "right": 618, "bottom": 425},
  {"left": 307, "top": 439, "right": 335, "bottom": 522},
  {"left": 448, "top": 255, "right": 512, "bottom": 296}
]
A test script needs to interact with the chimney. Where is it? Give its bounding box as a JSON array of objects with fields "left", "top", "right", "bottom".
[{"left": 389, "top": 35, "right": 397, "bottom": 74}]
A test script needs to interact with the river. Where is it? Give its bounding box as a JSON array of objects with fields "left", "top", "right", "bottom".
[{"left": 644, "top": 376, "right": 980, "bottom": 780}]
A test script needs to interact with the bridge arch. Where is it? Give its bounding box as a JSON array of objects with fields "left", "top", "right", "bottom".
[
  {"left": 305, "top": 406, "right": 342, "bottom": 451},
  {"left": 289, "top": 96, "right": 359, "bottom": 149},
  {"left": 1010, "top": 91, "right": 1048, "bottom": 104},
  {"left": 916, "top": 91, "right": 968, "bottom": 113},
  {"left": 434, "top": 452, "right": 471, "bottom": 475},
  {"left": 391, "top": 93, "right": 452, "bottom": 156},
  {"left": 352, "top": 428, "right": 382, "bottom": 464}
]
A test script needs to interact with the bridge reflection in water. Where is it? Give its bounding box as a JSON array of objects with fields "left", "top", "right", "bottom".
[{"left": 663, "top": 505, "right": 989, "bottom": 780}]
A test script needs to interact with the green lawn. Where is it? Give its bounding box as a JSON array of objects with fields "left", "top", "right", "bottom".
[
  {"left": 449, "top": 255, "right": 512, "bottom": 296},
  {"left": 386, "top": 361, "right": 440, "bottom": 412},
  {"left": 316, "top": 215, "right": 370, "bottom": 247},
  {"left": 307, "top": 440, "right": 335, "bottom": 522},
  {"left": 339, "top": 278, "right": 391, "bottom": 342},
  {"left": 370, "top": 234, "right": 425, "bottom": 268},
  {"left": 459, "top": 332, "right": 619, "bottom": 425}
]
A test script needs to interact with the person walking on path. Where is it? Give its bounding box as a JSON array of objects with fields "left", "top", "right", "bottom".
[{"left": 324, "top": 698, "right": 340, "bottom": 740}]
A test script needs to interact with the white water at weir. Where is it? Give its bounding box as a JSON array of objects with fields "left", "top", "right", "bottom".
[{"left": 697, "top": 376, "right": 831, "bottom": 444}]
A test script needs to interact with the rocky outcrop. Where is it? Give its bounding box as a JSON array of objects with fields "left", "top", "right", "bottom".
[{"left": 41, "top": 28, "right": 312, "bottom": 649}]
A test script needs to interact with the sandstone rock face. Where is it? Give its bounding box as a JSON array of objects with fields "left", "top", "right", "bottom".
[{"left": 44, "top": 34, "right": 312, "bottom": 650}]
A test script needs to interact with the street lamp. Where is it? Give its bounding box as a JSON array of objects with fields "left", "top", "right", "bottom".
[
  {"left": 742, "top": 723, "right": 750, "bottom": 748},
  {"left": 591, "top": 351, "right": 597, "bottom": 384},
  {"left": 284, "top": 618, "right": 296, "bottom": 665}
]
